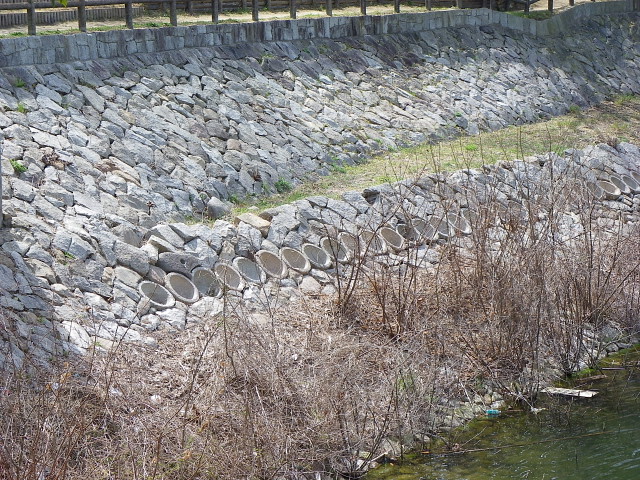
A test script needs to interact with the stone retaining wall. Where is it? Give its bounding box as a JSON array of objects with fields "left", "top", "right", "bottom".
[
  {"left": 1, "top": 9, "right": 640, "bottom": 364},
  {"left": 0, "top": 2, "right": 634, "bottom": 67}
]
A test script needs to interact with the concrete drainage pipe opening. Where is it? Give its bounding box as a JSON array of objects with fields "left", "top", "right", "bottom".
[
  {"left": 321, "top": 236, "right": 350, "bottom": 264},
  {"left": 214, "top": 263, "right": 246, "bottom": 292},
  {"left": 609, "top": 174, "right": 632, "bottom": 195},
  {"left": 302, "top": 243, "right": 333, "bottom": 270},
  {"left": 233, "top": 257, "right": 265, "bottom": 284},
  {"left": 280, "top": 247, "right": 311, "bottom": 274},
  {"left": 379, "top": 226, "right": 404, "bottom": 252},
  {"left": 256, "top": 250, "right": 288, "bottom": 279},
  {"left": 165, "top": 273, "right": 200, "bottom": 304},
  {"left": 138, "top": 281, "right": 176, "bottom": 310},
  {"left": 360, "top": 230, "right": 387, "bottom": 255},
  {"left": 191, "top": 267, "right": 221, "bottom": 298}
]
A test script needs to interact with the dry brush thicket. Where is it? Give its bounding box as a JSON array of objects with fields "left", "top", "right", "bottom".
[{"left": 2, "top": 151, "right": 640, "bottom": 480}]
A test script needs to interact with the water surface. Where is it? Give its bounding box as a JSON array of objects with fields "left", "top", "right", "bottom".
[{"left": 368, "top": 362, "right": 640, "bottom": 480}]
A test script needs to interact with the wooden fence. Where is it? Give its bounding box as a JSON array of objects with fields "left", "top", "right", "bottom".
[{"left": 0, "top": 0, "right": 604, "bottom": 35}]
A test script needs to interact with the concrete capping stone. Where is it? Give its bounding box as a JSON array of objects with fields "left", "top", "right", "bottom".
[{"left": 0, "top": 2, "right": 633, "bottom": 68}]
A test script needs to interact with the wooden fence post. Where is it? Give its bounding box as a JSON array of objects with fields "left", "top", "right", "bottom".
[
  {"left": 78, "top": 0, "right": 87, "bottom": 32},
  {"left": 394, "top": 0, "right": 400, "bottom": 13},
  {"left": 569, "top": 0, "right": 574, "bottom": 5},
  {"left": 326, "top": 0, "right": 332, "bottom": 16},
  {"left": 548, "top": 0, "right": 553, "bottom": 11},
  {"left": 27, "top": 0, "right": 36, "bottom": 36},
  {"left": 290, "top": 0, "right": 296, "bottom": 19},
  {"left": 170, "top": 0, "right": 178, "bottom": 25},
  {"left": 426, "top": 0, "right": 432, "bottom": 11},
  {"left": 524, "top": 0, "right": 530, "bottom": 13},
  {"left": 125, "top": 0, "right": 134, "bottom": 29},
  {"left": 361, "top": 0, "right": 367, "bottom": 15},
  {"left": 212, "top": 0, "right": 219, "bottom": 23},
  {"left": 252, "top": 0, "right": 259, "bottom": 21}
]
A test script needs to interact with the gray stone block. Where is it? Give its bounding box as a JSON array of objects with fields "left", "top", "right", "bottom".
[{"left": 156, "top": 252, "right": 201, "bottom": 277}]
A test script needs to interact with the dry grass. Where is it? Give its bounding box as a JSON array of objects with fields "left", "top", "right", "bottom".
[{"left": 233, "top": 95, "right": 640, "bottom": 215}]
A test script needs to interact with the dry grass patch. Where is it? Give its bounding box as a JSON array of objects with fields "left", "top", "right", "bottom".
[{"left": 234, "top": 95, "right": 640, "bottom": 215}]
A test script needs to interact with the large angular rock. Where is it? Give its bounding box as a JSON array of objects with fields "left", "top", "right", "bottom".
[
  {"left": 156, "top": 252, "right": 201, "bottom": 276},
  {"left": 234, "top": 212, "right": 270, "bottom": 236},
  {"left": 52, "top": 231, "right": 94, "bottom": 261},
  {"left": 114, "top": 241, "right": 150, "bottom": 276},
  {"left": 206, "top": 197, "right": 231, "bottom": 220}
]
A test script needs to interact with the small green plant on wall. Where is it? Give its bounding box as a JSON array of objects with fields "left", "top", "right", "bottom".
[
  {"left": 274, "top": 178, "right": 293, "bottom": 194},
  {"left": 10, "top": 159, "right": 27, "bottom": 174}
]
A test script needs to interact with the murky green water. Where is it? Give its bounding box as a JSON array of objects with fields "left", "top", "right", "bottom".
[{"left": 368, "top": 359, "right": 640, "bottom": 480}]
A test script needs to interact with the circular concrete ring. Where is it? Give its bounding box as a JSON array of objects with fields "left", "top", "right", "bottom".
[
  {"left": 320, "top": 236, "right": 350, "bottom": 264},
  {"left": 430, "top": 216, "right": 450, "bottom": 240},
  {"left": 214, "top": 263, "right": 246, "bottom": 292},
  {"left": 233, "top": 257, "right": 264, "bottom": 284},
  {"left": 165, "top": 272, "right": 200, "bottom": 304},
  {"left": 361, "top": 230, "right": 387, "bottom": 255},
  {"left": 281, "top": 247, "right": 311, "bottom": 274},
  {"left": 256, "top": 250, "right": 288, "bottom": 279},
  {"left": 597, "top": 180, "right": 621, "bottom": 199},
  {"left": 302, "top": 243, "right": 333, "bottom": 270},
  {"left": 139, "top": 281, "right": 176, "bottom": 310},
  {"left": 630, "top": 170, "right": 640, "bottom": 186},
  {"left": 396, "top": 223, "right": 418, "bottom": 242},
  {"left": 338, "top": 232, "right": 359, "bottom": 257},
  {"left": 609, "top": 175, "right": 631, "bottom": 195},
  {"left": 460, "top": 207, "right": 478, "bottom": 226},
  {"left": 379, "top": 226, "right": 404, "bottom": 252},
  {"left": 621, "top": 174, "right": 640, "bottom": 193},
  {"left": 586, "top": 181, "right": 605, "bottom": 200},
  {"left": 447, "top": 213, "right": 472, "bottom": 235},
  {"left": 191, "top": 267, "right": 221, "bottom": 298},
  {"left": 411, "top": 218, "right": 437, "bottom": 243}
]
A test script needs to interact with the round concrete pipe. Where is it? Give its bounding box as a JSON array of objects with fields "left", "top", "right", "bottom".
[
  {"left": 396, "top": 223, "right": 419, "bottom": 242},
  {"left": 165, "top": 272, "right": 200, "bottom": 304},
  {"left": 621, "top": 174, "right": 640, "bottom": 193},
  {"left": 609, "top": 174, "right": 631, "bottom": 195},
  {"left": 233, "top": 257, "right": 264, "bottom": 284},
  {"left": 433, "top": 217, "right": 450, "bottom": 240},
  {"left": 191, "top": 267, "right": 221, "bottom": 298},
  {"left": 360, "top": 230, "right": 387, "bottom": 255},
  {"left": 586, "top": 181, "right": 605, "bottom": 200},
  {"left": 447, "top": 213, "right": 472, "bottom": 235},
  {"left": 281, "top": 247, "right": 311, "bottom": 274},
  {"left": 214, "top": 263, "right": 246, "bottom": 292},
  {"left": 338, "top": 232, "right": 359, "bottom": 258},
  {"left": 320, "top": 236, "right": 350, "bottom": 264},
  {"left": 139, "top": 281, "right": 176, "bottom": 310},
  {"left": 379, "top": 226, "right": 404, "bottom": 252},
  {"left": 598, "top": 180, "right": 621, "bottom": 199},
  {"left": 630, "top": 170, "right": 640, "bottom": 186},
  {"left": 256, "top": 250, "right": 288, "bottom": 279},
  {"left": 411, "top": 218, "right": 438, "bottom": 243},
  {"left": 460, "top": 207, "right": 477, "bottom": 225},
  {"left": 302, "top": 243, "right": 333, "bottom": 269}
]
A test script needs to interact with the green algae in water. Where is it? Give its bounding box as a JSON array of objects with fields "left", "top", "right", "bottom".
[{"left": 368, "top": 357, "right": 640, "bottom": 480}]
